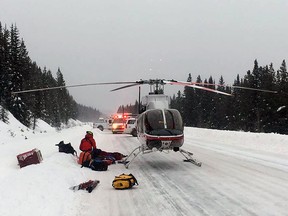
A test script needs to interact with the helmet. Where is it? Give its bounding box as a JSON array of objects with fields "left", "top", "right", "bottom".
[{"left": 86, "top": 131, "right": 93, "bottom": 136}]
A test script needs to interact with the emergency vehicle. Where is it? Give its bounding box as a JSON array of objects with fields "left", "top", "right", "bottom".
[
  {"left": 111, "top": 113, "right": 133, "bottom": 134},
  {"left": 123, "top": 117, "right": 137, "bottom": 137}
]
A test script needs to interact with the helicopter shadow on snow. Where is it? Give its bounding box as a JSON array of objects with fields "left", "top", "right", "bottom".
[{"left": 133, "top": 153, "right": 193, "bottom": 171}]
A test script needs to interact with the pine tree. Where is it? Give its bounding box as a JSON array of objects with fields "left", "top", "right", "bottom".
[
  {"left": 8, "top": 24, "right": 31, "bottom": 126},
  {"left": 182, "top": 73, "right": 196, "bottom": 126},
  {"left": 202, "top": 76, "right": 216, "bottom": 128},
  {"left": 0, "top": 22, "right": 4, "bottom": 100},
  {"left": 193, "top": 75, "right": 204, "bottom": 127},
  {"left": 236, "top": 60, "right": 259, "bottom": 131},
  {"left": 0, "top": 24, "right": 11, "bottom": 107},
  {"left": 44, "top": 69, "right": 61, "bottom": 127},
  {"left": 273, "top": 60, "right": 288, "bottom": 133},
  {"left": 29, "top": 63, "right": 45, "bottom": 129},
  {"left": 0, "top": 104, "right": 9, "bottom": 123},
  {"left": 170, "top": 90, "right": 183, "bottom": 116},
  {"left": 229, "top": 74, "right": 241, "bottom": 130},
  {"left": 213, "top": 76, "right": 230, "bottom": 129},
  {"left": 56, "top": 68, "right": 69, "bottom": 123}
]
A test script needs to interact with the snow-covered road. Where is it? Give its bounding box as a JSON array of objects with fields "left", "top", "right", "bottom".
[
  {"left": 1, "top": 120, "right": 288, "bottom": 216},
  {"left": 77, "top": 129, "right": 288, "bottom": 216}
]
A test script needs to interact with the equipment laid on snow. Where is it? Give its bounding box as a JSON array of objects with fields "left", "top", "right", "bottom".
[
  {"left": 55, "top": 141, "right": 77, "bottom": 156},
  {"left": 78, "top": 153, "right": 108, "bottom": 171},
  {"left": 70, "top": 180, "right": 100, "bottom": 193},
  {"left": 112, "top": 173, "right": 138, "bottom": 189},
  {"left": 78, "top": 149, "right": 127, "bottom": 171},
  {"left": 17, "top": 148, "right": 43, "bottom": 168},
  {"left": 89, "top": 159, "right": 108, "bottom": 171}
]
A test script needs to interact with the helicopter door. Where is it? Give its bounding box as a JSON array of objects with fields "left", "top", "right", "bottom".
[
  {"left": 163, "top": 109, "right": 184, "bottom": 134},
  {"left": 144, "top": 110, "right": 164, "bottom": 135}
]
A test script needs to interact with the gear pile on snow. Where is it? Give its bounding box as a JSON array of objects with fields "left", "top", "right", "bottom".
[{"left": 78, "top": 149, "right": 127, "bottom": 171}]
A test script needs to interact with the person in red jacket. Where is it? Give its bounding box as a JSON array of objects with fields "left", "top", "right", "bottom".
[
  {"left": 78, "top": 131, "right": 127, "bottom": 167},
  {"left": 79, "top": 131, "right": 96, "bottom": 152}
]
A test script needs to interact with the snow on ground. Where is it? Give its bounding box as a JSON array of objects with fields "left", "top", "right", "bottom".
[{"left": 1, "top": 110, "right": 288, "bottom": 216}]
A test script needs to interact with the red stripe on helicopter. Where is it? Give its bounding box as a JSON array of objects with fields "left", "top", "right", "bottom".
[{"left": 145, "top": 134, "right": 184, "bottom": 141}]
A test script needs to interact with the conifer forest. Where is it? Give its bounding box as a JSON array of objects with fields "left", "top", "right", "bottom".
[{"left": 0, "top": 23, "right": 101, "bottom": 128}]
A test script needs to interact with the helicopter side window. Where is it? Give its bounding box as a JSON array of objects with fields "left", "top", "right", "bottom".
[
  {"left": 165, "top": 110, "right": 175, "bottom": 129},
  {"left": 165, "top": 109, "right": 183, "bottom": 130},
  {"left": 164, "top": 109, "right": 183, "bottom": 130},
  {"left": 144, "top": 113, "right": 151, "bottom": 133}
]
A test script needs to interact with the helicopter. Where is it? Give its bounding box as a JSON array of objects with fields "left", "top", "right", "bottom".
[
  {"left": 12, "top": 78, "right": 276, "bottom": 168},
  {"left": 111, "top": 79, "right": 233, "bottom": 168}
]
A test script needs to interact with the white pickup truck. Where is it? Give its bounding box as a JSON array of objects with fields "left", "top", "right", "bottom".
[
  {"left": 123, "top": 118, "right": 137, "bottom": 137},
  {"left": 93, "top": 118, "right": 112, "bottom": 131}
]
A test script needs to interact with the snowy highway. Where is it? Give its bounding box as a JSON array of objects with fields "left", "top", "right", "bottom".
[
  {"left": 1, "top": 120, "right": 288, "bottom": 216},
  {"left": 78, "top": 128, "right": 288, "bottom": 216}
]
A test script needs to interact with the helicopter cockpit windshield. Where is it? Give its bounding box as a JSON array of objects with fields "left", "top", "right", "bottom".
[{"left": 144, "top": 109, "right": 183, "bottom": 136}]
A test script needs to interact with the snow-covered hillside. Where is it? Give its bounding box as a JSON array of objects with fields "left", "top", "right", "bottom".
[{"left": 1, "top": 109, "right": 288, "bottom": 216}]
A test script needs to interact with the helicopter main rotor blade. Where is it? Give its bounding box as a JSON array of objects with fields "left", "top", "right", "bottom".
[
  {"left": 230, "top": 86, "right": 277, "bottom": 93},
  {"left": 189, "top": 82, "right": 278, "bottom": 94},
  {"left": 110, "top": 83, "right": 142, "bottom": 92},
  {"left": 188, "top": 84, "right": 232, "bottom": 96},
  {"left": 164, "top": 80, "right": 232, "bottom": 96},
  {"left": 11, "top": 81, "right": 137, "bottom": 94}
]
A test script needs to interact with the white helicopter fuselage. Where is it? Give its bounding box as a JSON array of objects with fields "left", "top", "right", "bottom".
[
  {"left": 141, "top": 94, "right": 170, "bottom": 109},
  {"left": 136, "top": 94, "right": 184, "bottom": 151}
]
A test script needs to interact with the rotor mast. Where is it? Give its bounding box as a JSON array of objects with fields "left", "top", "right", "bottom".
[{"left": 148, "top": 79, "right": 165, "bottom": 95}]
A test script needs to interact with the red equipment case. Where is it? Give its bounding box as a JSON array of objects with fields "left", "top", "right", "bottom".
[{"left": 17, "top": 148, "right": 43, "bottom": 168}]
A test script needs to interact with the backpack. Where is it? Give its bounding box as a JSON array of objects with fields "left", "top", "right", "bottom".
[
  {"left": 56, "top": 141, "right": 77, "bottom": 156},
  {"left": 79, "top": 138, "right": 93, "bottom": 152},
  {"left": 112, "top": 173, "right": 138, "bottom": 189},
  {"left": 78, "top": 151, "right": 92, "bottom": 167},
  {"left": 89, "top": 159, "right": 108, "bottom": 171}
]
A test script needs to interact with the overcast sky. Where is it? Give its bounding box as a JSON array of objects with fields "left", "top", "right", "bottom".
[{"left": 1, "top": 0, "right": 288, "bottom": 114}]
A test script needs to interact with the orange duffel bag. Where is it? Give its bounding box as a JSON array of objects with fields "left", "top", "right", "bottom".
[{"left": 78, "top": 151, "right": 92, "bottom": 167}]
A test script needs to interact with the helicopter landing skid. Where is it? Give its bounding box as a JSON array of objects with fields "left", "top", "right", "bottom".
[
  {"left": 179, "top": 149, "right": 202, "bottom": 167},
  {"left": 123, "top": 146, "right": 142, "bottom": 169},
  {"left": 122, "top": 146, "right": 153, "bottom": 168}
]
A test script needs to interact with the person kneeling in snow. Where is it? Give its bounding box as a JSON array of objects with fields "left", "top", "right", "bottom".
[{"left": 78, "top": 131, "right": 127, "bottom": 168}]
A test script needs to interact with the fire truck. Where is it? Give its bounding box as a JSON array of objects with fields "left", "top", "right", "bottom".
[{"left": 111, "top": 113, "right": 133, "bottom": 134}]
